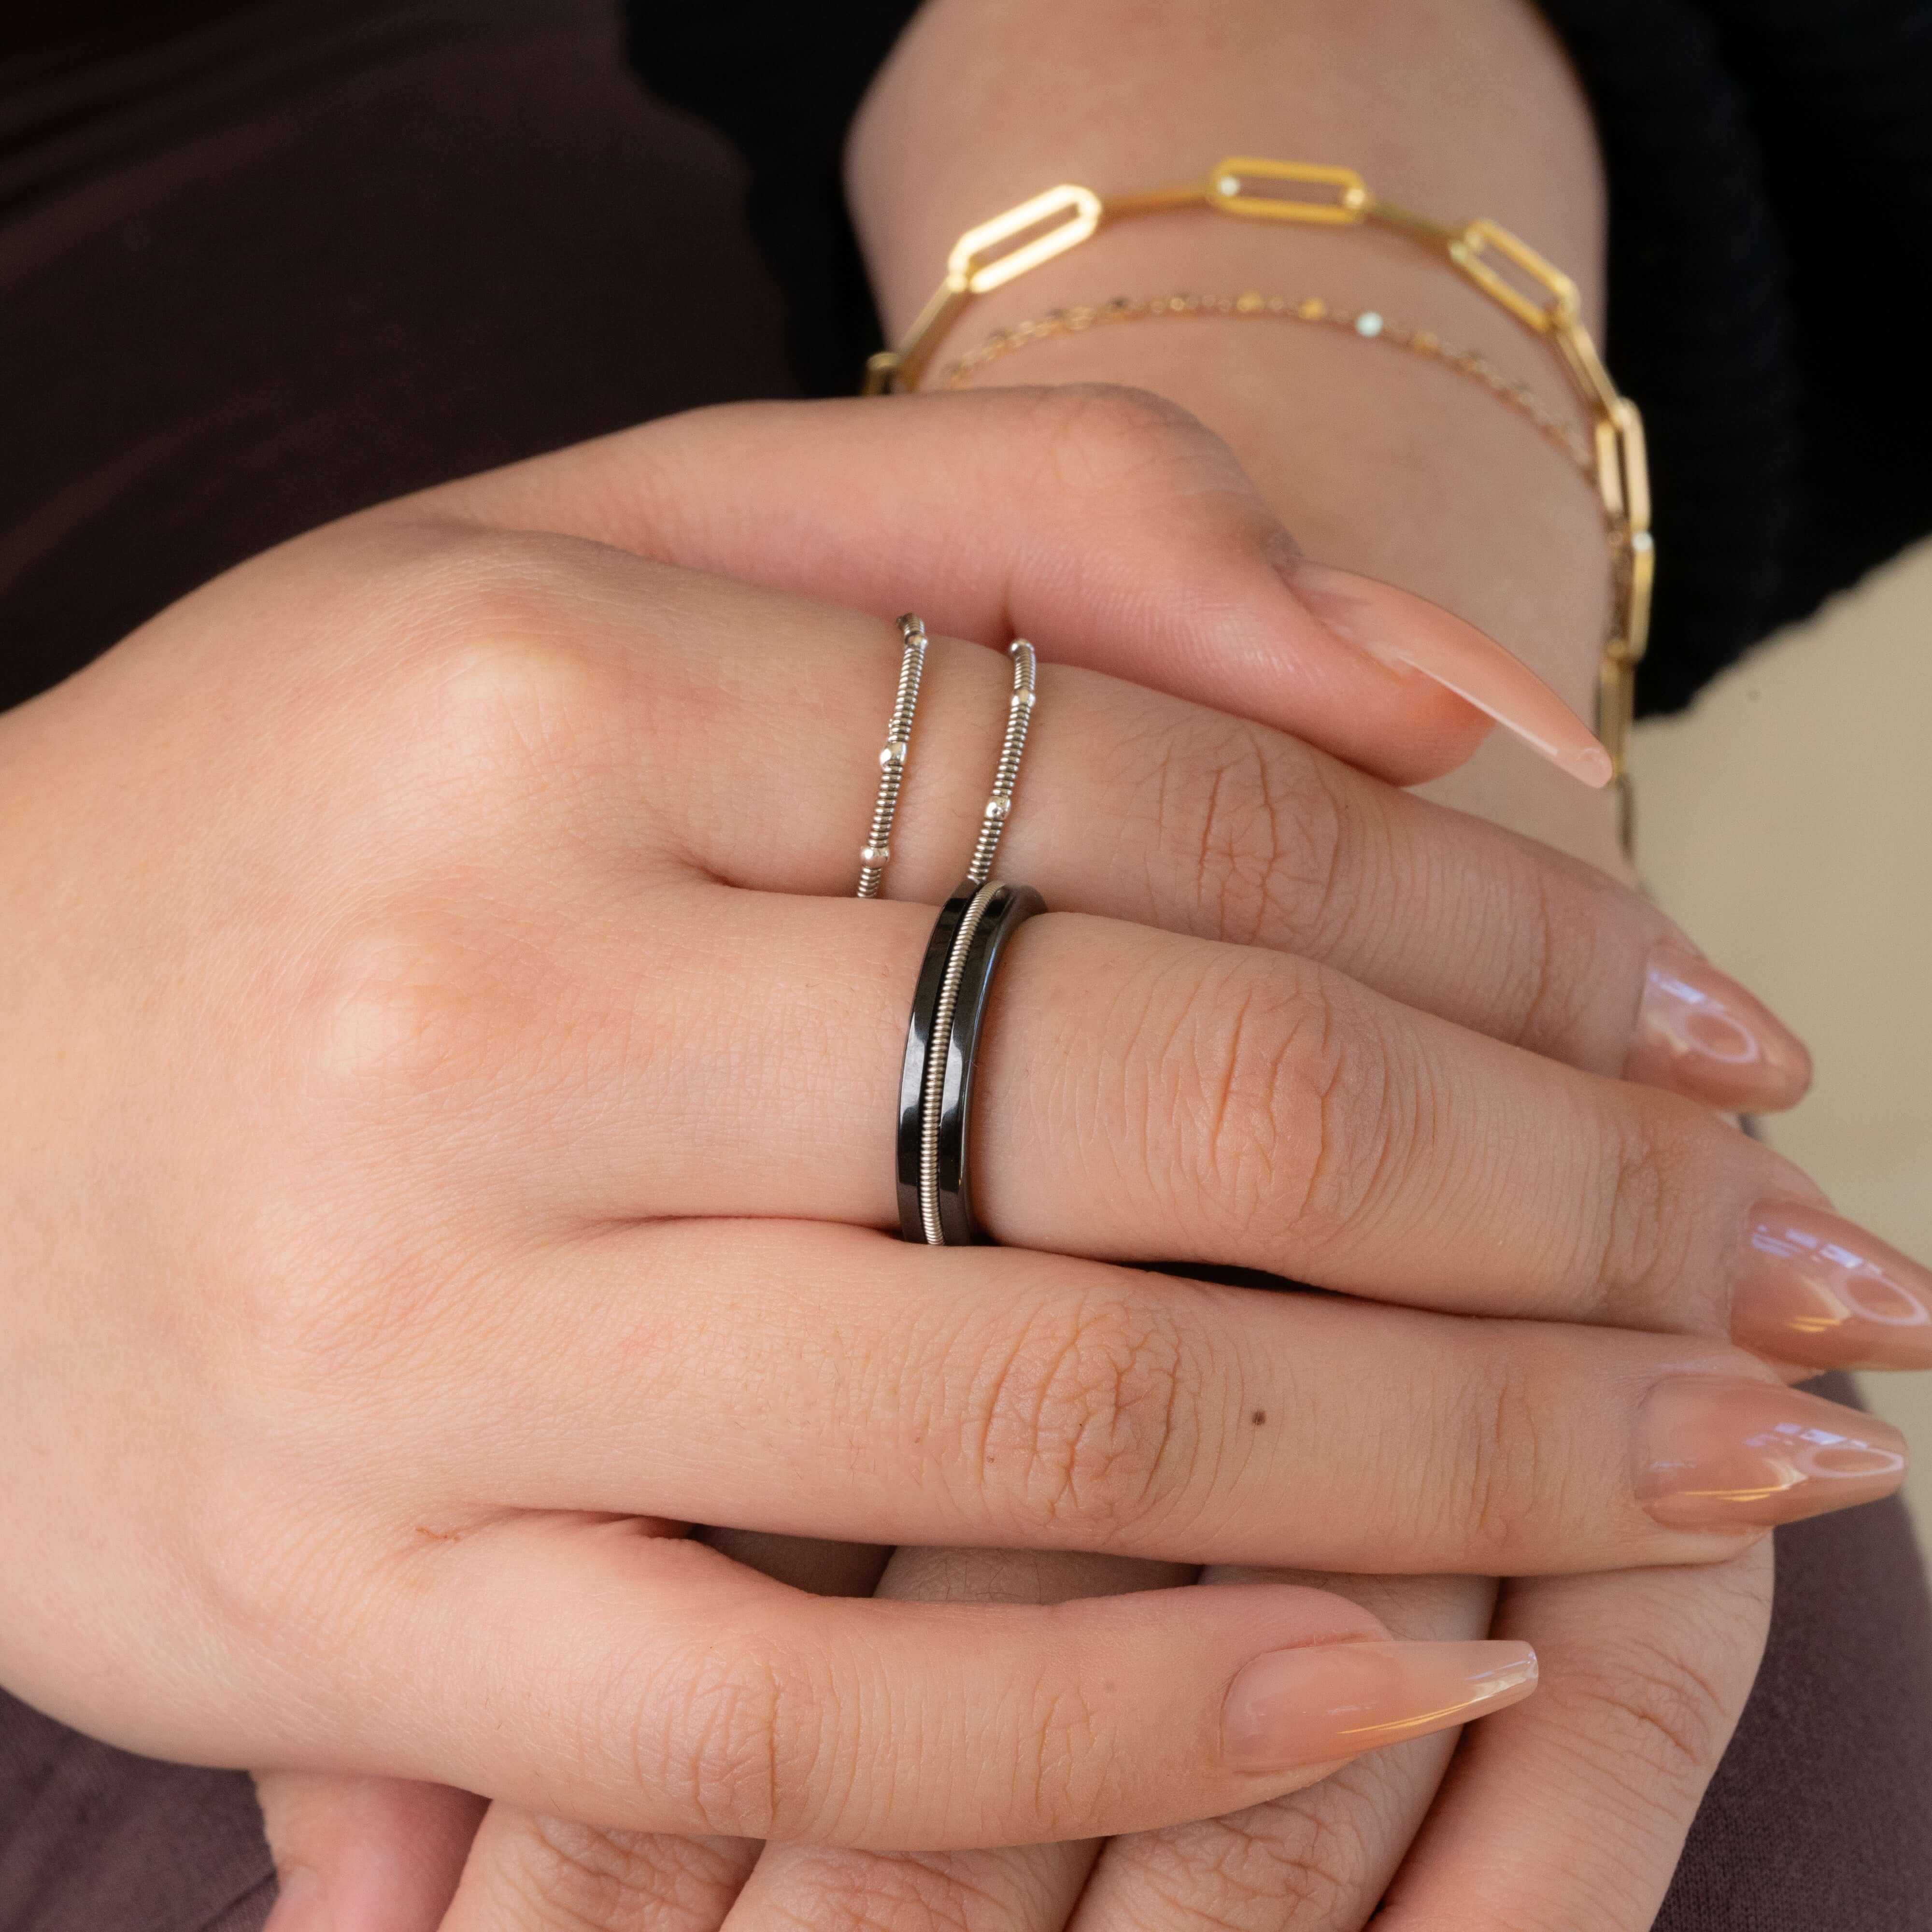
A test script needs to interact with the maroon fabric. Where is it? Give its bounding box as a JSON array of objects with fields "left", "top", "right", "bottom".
[
  {"left": 0, "top": 0, "right": 795, "bottom": 713},
  {"left": 0, "top": 4, "right": 1927, "bottom": 1927},
  {"left": 0, "top": 1699, "right": 271, "bottom": 1932},
  {"left": 1659, "top": 1430, "right": 1932, "bottom": 1929}
]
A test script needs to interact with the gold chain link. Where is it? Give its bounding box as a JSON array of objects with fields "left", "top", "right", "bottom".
[{"left": 863, "top": 156, "right": 1651, "bottom": 848}]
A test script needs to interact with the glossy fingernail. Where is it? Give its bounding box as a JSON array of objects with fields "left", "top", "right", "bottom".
[
  {"left": 1623, "top": 940, "right": 1812, "bottom": 1109},
  {"left": 1636, "top": 1378, "right": 1906, "bottom": 1530},
  {"left": 1283, "top": 557, "right": 1612, "bottom": 788},
  {"left": 1731, "top": 1203, "right": 1932, "bottom": 1370},
  {"left": 1223, "top": 1638, "right": 1537, "bottom": 1772},
  {"left": 263, "top": 1868, "right": 331, "bottom": 1932}
]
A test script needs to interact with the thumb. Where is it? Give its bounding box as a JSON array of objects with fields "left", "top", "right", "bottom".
[{"left": 255, "top": 1770, "right": 484, "bottom": 1931}]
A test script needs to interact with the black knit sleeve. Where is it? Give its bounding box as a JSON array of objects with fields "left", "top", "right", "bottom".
[{"left": 624, "top": 0, "right": 1932, "bottom": 715}]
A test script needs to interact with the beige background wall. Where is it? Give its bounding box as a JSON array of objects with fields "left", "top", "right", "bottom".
[{"left": 1632, "top": 543, "right": 1932, "bottom": 1548}]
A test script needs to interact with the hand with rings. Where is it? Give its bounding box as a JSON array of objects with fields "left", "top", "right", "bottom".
[{"left": 0, "top": 390, "right": 1917, "bottom": 1928}]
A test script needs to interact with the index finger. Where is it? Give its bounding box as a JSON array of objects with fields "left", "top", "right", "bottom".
[{"left": 393, "top": 384, "right": 1607, "bottom": 789}]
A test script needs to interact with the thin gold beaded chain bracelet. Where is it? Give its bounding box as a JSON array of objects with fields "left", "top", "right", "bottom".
[
  {"left": 935, "top": 291, "right": 1596, "bottom": 479},
  {"left": 863, "top": 158, "right": 1652, "bottom": 846}
]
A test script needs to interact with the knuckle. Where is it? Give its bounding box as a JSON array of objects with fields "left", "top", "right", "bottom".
[
  {"left": 1142, "top": 711, "right": 1350, "bottom": 951},
  {"left": 1158, "top": 952, "right": 1395, "bottom": 1252},
  {"left": 374, "top": 532, "right": 618, "bottom": 801},
  {"left": 1020, "top": 1672, "right": 1119, "bottom": 1831},
  {"left": 304, "top": 915, "right": 510, "bottom": 1107},
  {"left": 638, "top": 1632, "right": 843, "bottom": 1841},
  {"left": 1548, "top": 1579, "right": 1766, "bottom": 1802},
  {"left": 1506, "top": 865, "right": 1627, "bottom": 1067},
  {"left": 638, "top": 1636, "right": 788, "bottom": 1838},
  {"left": 1566, "top": 1643, "right": 1738, "bottom": 1789},
  {"left": 759, "top": 1852, "right": 1054, "bottom": 1932},
  {"left": 1592, "top": 1098, "right": 1708, "bottom": 1323},
  {"left": 968, "top": 1288, "right": 1210, "bottom": 1542},
  {"left": 1119, "top": 1802, "right": 1380, "bottom": 1929},
  {"left": 497, "top": 1815, "right": 747, "bottom": 1930},
  {"left": 1450, "top": 1350, "right": 1564, "bottom": 1566}
]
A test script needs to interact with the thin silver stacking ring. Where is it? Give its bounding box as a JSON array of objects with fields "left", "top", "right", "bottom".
[
  {"left": 856, "top": 613, "right": 929, "bottom": 898},
  {"left": 895, "top": 638, "right": 1045, "bottom": 1245},
  {"left": 966, "top": 640, "right": 1037, "bottom": 885}
]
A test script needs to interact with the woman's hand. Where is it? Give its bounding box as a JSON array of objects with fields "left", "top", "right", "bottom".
[
  {"left": 0, "top": 392, "right": 1870, "bottom": 1917},
  {"left": 230, "top": 397, "right": 1924, "bottom": 1932}
]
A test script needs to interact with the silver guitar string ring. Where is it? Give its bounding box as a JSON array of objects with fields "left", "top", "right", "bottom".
[{"left": 856, "top": 614, "right": 929, "bottom": 898}]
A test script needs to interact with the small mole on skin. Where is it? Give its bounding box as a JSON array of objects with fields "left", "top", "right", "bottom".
[{"left": 1251, "top": 1409, "right": 1266, "bottom": 1426}]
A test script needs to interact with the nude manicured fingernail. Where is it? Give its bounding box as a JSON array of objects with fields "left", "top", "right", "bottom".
[
  {"left": 1281, "top": 556, "right": 1612, "bottom": 787},
  {"left": 263, "top": 1869, "right": 331, "bottom": 1932},
  {"left": 1731, "top": 1203, "right": 1932, "bottom": 1370},
  {"left": 1222, "top": 1639, "right": 1537, "bottom": 1772},
  {"left": 1624, "top": 939, "right": 1812, "bottom": 1108},
  {"left": 1636, "top": 1378, "right": 1907, "bottom": 1530}
]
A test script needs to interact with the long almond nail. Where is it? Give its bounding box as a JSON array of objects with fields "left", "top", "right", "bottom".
[
  {"left": 1282, "top": 557, "right": 1612, "bottom": 787},
  {"left": 1222, "top": 1638, "right": 1537, "bottom": 1772},
  {"left": 1636, "top": 1378, "right": 1906, "bottom": 1530},
  {"left": 1732, "top": 1203, "right": 1932, "bottom": 1370},
  {"left": 1623, "top": 939, "right": 1812, "bottom": 1109}
]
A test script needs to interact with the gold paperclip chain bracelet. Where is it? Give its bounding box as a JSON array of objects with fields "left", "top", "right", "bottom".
[{"left": 863, "top": 158, "right": 1651, "bottom": 847}]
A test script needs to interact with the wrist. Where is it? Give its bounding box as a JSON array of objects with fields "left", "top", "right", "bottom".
[{"left": 849, "top": 0, "right": 1626, "bottom": 867}]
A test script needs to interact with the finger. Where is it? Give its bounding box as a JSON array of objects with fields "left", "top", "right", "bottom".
[
  {"left": 426, "top": 1534, "right": 881, "bottom": 1932},
  {"left": 436, "top": 1803, "right": 758, "bottom": 1932},
  {"left": 388, "top": 1219, "right": 1905, "bottom": 1573},
  {"left": 1065, "top": 1572, "right": 1493, "bottom": 1932},
  {"left": 1374, "top": 1551, "right": 1772, "bottom": 1932},
  {"left": 397, "top": 385, "right": 1610, "bottom": 788},
  {"left": 294, "top": 1509, "right": 1535, "bottom": 1848},
  {"left": 418, "top": 544, "right": 1798, "bottom": 1105},
  {"left": 721, "top": 1547, "right": 1186, "bottom": 1932},
  {"left": 531, "top": 885, "right": 1893, "bottom": 1369},
  {"left": 722, "top": 1565, "right": 1479, "bottom": 1932},
  {"left": 254, "top": 1770, "right": 482, "bottom": 1932}
]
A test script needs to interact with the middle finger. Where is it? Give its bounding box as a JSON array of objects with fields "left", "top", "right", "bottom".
[{"left": 529, "top": 882, "right": 1931, "bottom": 1366}]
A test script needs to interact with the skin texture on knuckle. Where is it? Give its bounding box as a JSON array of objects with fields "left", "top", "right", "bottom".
[
  {"left": 1136, "top": 708, "right": 1352, "bottom": 954},
  {"left": 639, "top": 1623, "right": 888, "bottom": 1846},
  {"left": 488, "top": 1813, "right": 752, "bottom": 1932},
  {"left": 960, "top": 1284, "right": 1220, "bottom": 1547},
  {"left": 1542, "top": 1577, "right": 1766, "bottom": 1807},
  {"left": 630, "top": 1633, "right": 795, "bottom": 1840},
  {"left": 300, "top": 913, "right": 524, "bottom": 1110},
  {"left": 336, "top": 525, "right": 640, "bottom": 839},
  {"left": 1587, "top": 1093, "right": 1732, "bottom": 1334},
  {"left": 1440, "top": 1345, "right": 1569, "bottom": 1572},
  {"left": 1110, "top": 1796, "right": 1387, "bottom": 1932},
  {"left": 1500, "top": 858, "right": 1639, "bottom": 1073},
  {"left": 757, "top": 1848, "right": 1071, "bottom": 1932},
  {"left": 1157, "top": 947, "right": 1396, "bottom": 1260}
]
